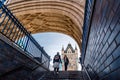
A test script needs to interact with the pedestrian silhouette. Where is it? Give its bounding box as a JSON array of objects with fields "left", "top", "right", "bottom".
[
  {"left": 63, "top": 55, "right": 69, "bottom": 71},
  {"left": 53, "top": 52, "right": 62, "bottom": 74}
]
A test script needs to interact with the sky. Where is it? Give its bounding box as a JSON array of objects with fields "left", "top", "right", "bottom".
[{"left": 32, "top": 32, "right": 81, "bottom": 70}]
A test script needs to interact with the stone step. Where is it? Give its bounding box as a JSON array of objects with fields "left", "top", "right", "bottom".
[{"left": 41, "top": 71, "right": 84, "bottom": 80}]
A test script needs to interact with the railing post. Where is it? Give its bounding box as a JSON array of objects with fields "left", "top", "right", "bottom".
[
  {"left": 24, "top": 35, "right": 29, "bottom": 51},
  {"left": 0, "top": 1, "right": 2, "bottom": 10},
  {"left": 0, "top": 0, "right": 5, "bottom": 8}
]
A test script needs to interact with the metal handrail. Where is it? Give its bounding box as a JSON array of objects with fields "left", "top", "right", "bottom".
[
  {"left": 33, "top": 59, "right": 51, "bottom": 71},
  {"left": 0, "top": 1, "right": 50, "bottom": 68}
]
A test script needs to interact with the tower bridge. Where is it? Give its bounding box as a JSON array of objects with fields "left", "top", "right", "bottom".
[{"left": 0, "top": 0, "right": 120, "bottom": 80}]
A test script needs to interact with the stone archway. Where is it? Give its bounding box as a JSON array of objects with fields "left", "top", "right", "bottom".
[{"left": 7, "top": 0, "right": 85, "bottom": 50}]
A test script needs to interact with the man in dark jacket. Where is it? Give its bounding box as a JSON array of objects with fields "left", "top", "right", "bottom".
[{"left": 53, "top": 52, "right": 62, "bottom": 74}]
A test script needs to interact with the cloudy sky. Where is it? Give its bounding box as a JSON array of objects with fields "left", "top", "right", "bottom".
[{"left": 32, "top": 32, "right": 81, "bottom": 70}]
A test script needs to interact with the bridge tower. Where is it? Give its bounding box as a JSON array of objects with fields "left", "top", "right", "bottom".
[{"left": 61, "top": 43, "right": 78, "bottom": 70}]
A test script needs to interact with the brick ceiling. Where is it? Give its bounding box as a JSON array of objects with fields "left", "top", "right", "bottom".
[{"left": 7, "top": 0, "right": 85, "bottom": 50}]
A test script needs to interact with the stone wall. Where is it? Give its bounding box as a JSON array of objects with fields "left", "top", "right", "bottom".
[
  {"left": 83, "top": 0, "right": 120, "bottom": 80},
  {"left": 0, "top": 34, "right": 48, "bottom": 79}
]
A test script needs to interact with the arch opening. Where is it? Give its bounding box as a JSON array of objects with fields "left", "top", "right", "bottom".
[{"left": 32, "top": 32, "right": 82, "bottom": 71}]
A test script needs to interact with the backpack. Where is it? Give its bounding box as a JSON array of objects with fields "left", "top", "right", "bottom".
[{"left": 54, "top": 55, "right": 59, "bottom": 60}]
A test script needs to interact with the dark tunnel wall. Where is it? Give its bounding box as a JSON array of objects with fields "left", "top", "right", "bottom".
[
  {"left": 0, "top": 33, "right": 48, "bottom": 80},
  {"left": 82, "top": 0, "right": 120, "bottom": 80}
]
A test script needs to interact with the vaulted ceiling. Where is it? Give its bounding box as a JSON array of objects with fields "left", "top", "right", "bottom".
[{"left": 6, "top": 0, "right": 85, "bottom": 50}]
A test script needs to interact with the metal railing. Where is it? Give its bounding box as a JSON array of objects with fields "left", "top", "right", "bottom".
[
  {"left": 0, "top": 1, "right": 50, "bottom": 68},
  {"left": 0, "top": 0, "right": 5, "bottom": 4}
]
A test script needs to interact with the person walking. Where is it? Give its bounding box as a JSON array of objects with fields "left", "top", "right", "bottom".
[
  {"left": 53, "top": 52, "right": 62, "bottom": 74},
  {"left": 63, "top": 55, "right": 69, "bottom": 71}
]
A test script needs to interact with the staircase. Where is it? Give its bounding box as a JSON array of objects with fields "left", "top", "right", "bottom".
[{"left": 40, "top": 71, "right": 84, "bottom": 80}]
